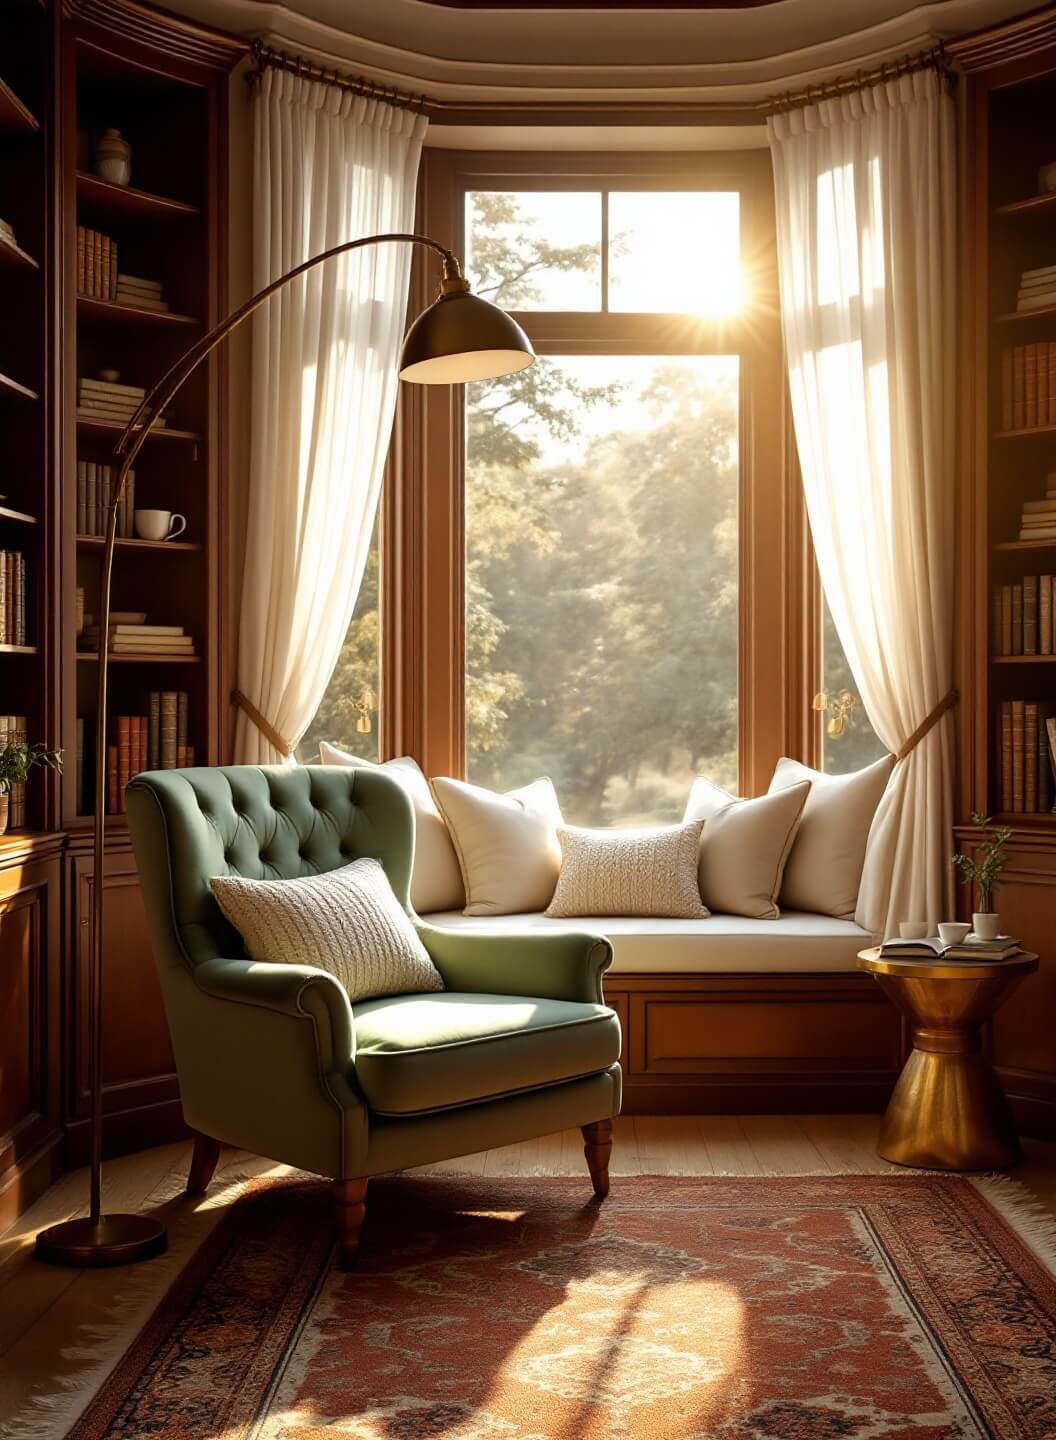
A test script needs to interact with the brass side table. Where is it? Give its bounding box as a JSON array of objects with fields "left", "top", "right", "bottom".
[{"left": 858, "top": 947, "right": 1038, "bottom": 1170}]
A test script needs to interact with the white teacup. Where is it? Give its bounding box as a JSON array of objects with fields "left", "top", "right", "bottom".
[
  {"left": 135, "top": 509, "right": 186, "bottom": 542},
  {"left": 899, "top": 921, "right": 929, "bottom": 940},
  {"left": 938, "top": 922, "right": 971, "bottom": 946}
]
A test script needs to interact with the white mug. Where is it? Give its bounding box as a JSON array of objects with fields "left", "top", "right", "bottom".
[{"left": 135, "top": 509, "right": 186, "bottom": 542}]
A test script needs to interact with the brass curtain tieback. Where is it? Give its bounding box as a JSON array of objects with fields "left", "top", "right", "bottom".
[
  {"left": 895, "top": 688, "right": 958, "bottom": 762},
  {"left": 231, "top": 689, "right": 294, "bottom": 758}
]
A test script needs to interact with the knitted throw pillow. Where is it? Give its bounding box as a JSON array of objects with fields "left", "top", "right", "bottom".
[
  {"left": 210, "top": 857, "right": 444, "bottom": 1003},
  {"left": 546, "top": 819, "right": 708, "bottom": 919}
]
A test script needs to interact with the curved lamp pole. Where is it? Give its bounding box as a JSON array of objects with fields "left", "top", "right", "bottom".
[{"left": 35, "top": 233, "right": 534, "bottom": 1267}]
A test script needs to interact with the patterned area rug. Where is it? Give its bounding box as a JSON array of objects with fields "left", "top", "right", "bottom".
[{"left": 67, "top": 1174, "right": 1056, "bottom": 1440}]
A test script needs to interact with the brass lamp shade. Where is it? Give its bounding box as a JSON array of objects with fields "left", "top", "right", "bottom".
[{"left": 399, "top": 289, "right": 535, "bottom": 384}]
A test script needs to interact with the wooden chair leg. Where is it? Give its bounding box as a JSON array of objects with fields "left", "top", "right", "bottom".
[
  {"left": 334, "top": 1178, "right": 369, "bottom": 1269},
  {"left": 581, "top": 1118, "right": 613, "bottom": 1199},
  {"left": 186, "top": 1133, "right": 222, "bottom": 1196}
]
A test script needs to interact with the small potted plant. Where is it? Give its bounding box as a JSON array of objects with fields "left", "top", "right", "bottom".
[
  {"left": 0, "top": 738, "right": 63, "bottom": 836},
  {"left": 951, "top": 812, "right": 1011, "bottom": 941}
]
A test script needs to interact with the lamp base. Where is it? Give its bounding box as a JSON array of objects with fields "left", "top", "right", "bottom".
[{"left": 35, "top": 1214, "right": 168, "bottom": 1268}]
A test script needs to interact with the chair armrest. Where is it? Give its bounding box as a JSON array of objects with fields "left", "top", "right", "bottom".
[
  {"left": 416, "top": 924, "right": 613, "bottom": 1004},
  {"left": 193, "top": 956, "right": 356, "bottom": 1072}
]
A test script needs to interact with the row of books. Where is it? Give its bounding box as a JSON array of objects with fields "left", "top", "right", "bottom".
[
  {"left": 1014, "top": 261, "right": 1056, "bottom": 313},
  {"left": 113, "top": 274, "right": 169, "bottom": 313},
  {"left": 1000, "top": 344, "right": 1056, "bottom": 430},
  {"left": 94, "top": 694, "right": 194, "bottom": 813},
  {"left": 77, "top": 226, "right": 118, "bottom": 299},
  {"left": 78, "top": 622, "right": 195, "bottom": 657},
  {"left": 1013, "top": 476, "right": 1056, "bottom": 541},
  {"left": 0, "top": 550, "right": 27, "bottom": 646},
  {"left": 76, "top": 461, "right": 136, "bottom": 538},
  {"left": 0, "top": 716, "right": 27, "bottom": 827},
  {"left": 998, "top": 700, "right": 1056, "bottom": 814},
  {"left": 992, "top": 575, "right": 1056, "bottom": 655},
  {"left": 76, "top": 376, "right": 167, "bottom": 429}
]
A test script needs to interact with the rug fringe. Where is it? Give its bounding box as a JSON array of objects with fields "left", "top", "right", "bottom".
[{"left": 971, "top": 1173, "right": 1056, "bottom": 1277}]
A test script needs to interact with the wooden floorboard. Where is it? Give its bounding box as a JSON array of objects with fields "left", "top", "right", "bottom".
[{"left": 0, "top": 1115, "right": 1053, "bottom": 1433}]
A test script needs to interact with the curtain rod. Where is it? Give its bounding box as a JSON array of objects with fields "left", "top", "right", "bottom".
[
  {"left": 249, "top": 40, "right": 429, "bottom": 114},
  {"left": 249, "top": 37, "right": 954, "bottom": 123}
]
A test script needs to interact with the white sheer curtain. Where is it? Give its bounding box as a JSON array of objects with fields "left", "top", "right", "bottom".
[
  {"left": 234, "top": 69, "right": 426, "bottom": 763},
  {"left": 768, "top": 69, "right": 957, "bottom": 938}
]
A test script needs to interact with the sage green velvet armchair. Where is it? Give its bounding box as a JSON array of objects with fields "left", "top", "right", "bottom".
[{"left": 126, "top": 765, "right": 621, "bottom": 1264}]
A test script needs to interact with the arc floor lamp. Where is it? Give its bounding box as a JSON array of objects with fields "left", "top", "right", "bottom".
[{"left": 35, "top": 233, "right": 535, "bottom": 1268}]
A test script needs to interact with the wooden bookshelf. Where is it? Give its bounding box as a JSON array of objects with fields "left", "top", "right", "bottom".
[
  {"left": 75, "top": 170, "right": 199, "bottom": 220},
  {"left": 951, "top": 12, "right": 1056, "bottom": 1139},
  {"left": 0, "top": 234, "right": 39, "bottom": 270},
  {"left": 0, "top": 370, "right": 39, "bottom": 402},
  {"left": 77, "top": 294, "right": 200, "bottom": 329},
  {"left": 74, "top": 417, "right": 200, "bottom": 443}
]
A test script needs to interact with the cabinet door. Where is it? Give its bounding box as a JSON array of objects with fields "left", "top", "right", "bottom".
[
  {"left": 0, "top": 842, "right": 62, "bottom": 1227},
  {"left": 66, "top": 838, "right": 183, "bottom": 1162},
  {"left": 979, "top": 834, "right": 1056, "bottom": 1137}
]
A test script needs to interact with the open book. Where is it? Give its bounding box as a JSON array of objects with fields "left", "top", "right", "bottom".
[{"left": 880, "top": 935, "right": 1022, "bottom": 962}]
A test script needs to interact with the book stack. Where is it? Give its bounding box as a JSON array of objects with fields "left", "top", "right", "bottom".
[
  {"left": 1001, "top": 344, "right": 1056, "bottom": 429},
  {"left": 98, "top": 694, "right": 195, "bottom": 813},
  {"left": 1015, "top": 474, "right": 1056, "bottom": 541},
  {"left": 76, "top": 376, "right": 166, "bottom": 429},
  {"left": 1016, "top": 262, "right": 1056, "bottom": 312},
  {"left": 107, "top": 713, "right": 147, "bottom": 814},
  {"left": 992, "top": 573, "right": 1055, "bottom": 654},
  {"left": 76, "top": 226, "right": 118, "bottom": 299},
  {"left": 0, "top": 217, "right": 17, "bottom": 252},
  {"left": 76, "top": 461, "right": 135, "bottom": 537},
  {"left": 79, "top": 621, "right": 195, "bottom": 658},
  {"left": 0, "top": 550, "right": 27, "bottom": 645},
  {"left": 999, "top": 700, "right": 1056, "bottom": 813},
  {"left": 880, "top": 934, "right": 1023, "bottom": 962},
  {"left": 114, "top": 273, "right": 168, "bottom": 313},
  {"left": 0, "top": 715, "right": 27, "bottom": 826}
]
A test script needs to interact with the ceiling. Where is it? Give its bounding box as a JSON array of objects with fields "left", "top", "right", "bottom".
[{"left": 163, "top": 0, "right": 1041, "bottom": 135}]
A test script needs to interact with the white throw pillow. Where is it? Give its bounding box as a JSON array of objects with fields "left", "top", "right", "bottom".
[
  {"left": 547, "top": 820, "right": 709, "bottom": 919},
  {"left": 210, "top": 858, "right": 444, "bottom": 1004},
  {"left": 682, "top": 778, "right": 810, "bottom": 919},
  {"left": 429, "top": 775, "right": 563, "bottom": 916},
  {"left": 318, "top": 743, "right": 465, "bottom": 914},
  {"left": 768, "top": 754, "right": 894, "bottom": 918}
]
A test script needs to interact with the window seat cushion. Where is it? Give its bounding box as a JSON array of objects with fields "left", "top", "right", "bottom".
[{"left": 418, "top": 910, "right": 876, "bottom": 974}]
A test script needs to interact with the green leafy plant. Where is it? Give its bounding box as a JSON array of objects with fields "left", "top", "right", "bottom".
[
  {"left": 0, "top": 740, "right": 63, "bottom": 796},
  {"left": 951, "top": 812, "right": 1011, "bottom": 912}
]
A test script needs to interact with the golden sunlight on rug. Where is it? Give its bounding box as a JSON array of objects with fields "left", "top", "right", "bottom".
[{"left": 56, "top": 1174, "right": 1056, "bottom": 1439}]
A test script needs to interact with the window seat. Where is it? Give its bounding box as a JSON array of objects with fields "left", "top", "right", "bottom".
[
  {"left": 418, "top": 909, "right": 898, "bottom": 1116},
  {"left": 418, "top": 910, "right": 876, "bottom": 974}
]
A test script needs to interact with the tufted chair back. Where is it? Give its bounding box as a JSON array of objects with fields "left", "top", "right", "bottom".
[{"left": 126, "top": 766, "right": 416, "bottom": 971}]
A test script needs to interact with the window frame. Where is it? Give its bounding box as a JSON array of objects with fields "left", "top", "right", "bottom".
[{"left": 383, "top": 147, "right": 819, "bottom": 794}]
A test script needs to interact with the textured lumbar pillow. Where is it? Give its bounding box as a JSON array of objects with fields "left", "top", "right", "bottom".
[
  {"left": 429, "top": 775, "right": 563, "bottom": 916},
  {"left": 210, "top": 857, "right": 444, "bottom": 1004},
  {"left": 768, "top": 754, "right": 894, "bottom": 918},
  {"left": 546, "top": 819, "right": 709, "bottom": 919},
  {"left": 682, "top": 778, "right": 810, "bottom": 919},
  {"left": 318, "top": 743, "right": 465, "bottom": 914}
]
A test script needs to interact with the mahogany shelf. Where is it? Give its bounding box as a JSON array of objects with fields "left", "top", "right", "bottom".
[
  {"left": 993, "top": 538, "right": 1056, "bottom": 552},
  {"left": 76, "top": 652, "right": 200, "bottom": 664},
  {"left": 0, "top": 371, "right": 38, "bottom": 403},
  {"left": 76, "top": 535, "right": 200, "bottom": 552},
  {"left": 995, "top": 303, "right": 1056, "bottom": 324},
  {"left": 0, "top": 235, "right": 39, "bottom": 271},
  {"left": 991, "top": 654, "right": 1056, "bottom": 664},
  {"left": 75, "top": 171, "right": 200, "bottom": 222},
  {"left": 0, "top": 643, "right": 38, "bottom": 655},
  {"left": 0, "top": 75, "right": 39, "bottom": 134},
  {"left": 992, "top": 424, "right": 1056, "bottom": 439},
  {"left": 0, "top": 505, "right": 38, "bottom": 525},
  {"left": 77, "top": 295, "right": 200, "bottom": 329},
  {"left": 994, "top": 190, "right": 1056, "bottom": 218},
  {"left": 75, "top": 417, "right": 199, "bottom": 444}
]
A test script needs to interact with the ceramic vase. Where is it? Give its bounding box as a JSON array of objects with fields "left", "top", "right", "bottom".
[
  {"left": 972, "top": 911, "right": 1002, "bottom": 941},
  {"left": 94, "top": 129, "right": 131, "bottom": 187}
]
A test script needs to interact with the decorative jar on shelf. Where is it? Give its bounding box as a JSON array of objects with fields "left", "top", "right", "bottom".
[{"left": 94, "top": 129, "right": 131, "bottom": 187}]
